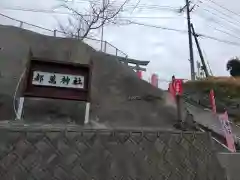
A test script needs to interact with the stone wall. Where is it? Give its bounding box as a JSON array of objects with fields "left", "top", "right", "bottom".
[{"left": 0, "top": 126, "right": 227, "bottom": 180}]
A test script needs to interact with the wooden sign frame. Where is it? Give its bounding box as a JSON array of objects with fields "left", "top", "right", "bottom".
[
  {"left": 23, "top": 57, "right": 92, "bottom": 102},
  {"left": 16, "top": 54, "right": 92, "bottom": 124}
]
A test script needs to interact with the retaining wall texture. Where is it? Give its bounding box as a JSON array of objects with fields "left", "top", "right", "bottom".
[
  {"left": 217, "top": 153, "right": 240, "bottom": 180},
  {"left": 0, "top": 127, "right": 227, "bottom": 180},
  {"left": 0, "top": 25, "right": 178, "bottom": 128}
]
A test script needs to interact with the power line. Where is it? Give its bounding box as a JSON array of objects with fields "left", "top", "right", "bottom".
[
  {"left": 198, "top": 33, "right": 240, "bottom": 46},
  {"left": 55, "top": 0, "right": 180, "bottom": 12},
  {"left": 196, "top": 1, "right": 240, "bottom": 33},
  {"left": 58, "top": 0, "right": 177, "bottom": 9},
  {"left": 194, "top": 12, "right": 240, "bottom": 40},
  {"left": 1, "top": 11, "right": 240, "bottom": 47},
  {"left": 129, "top": 20, "right": 240, "bottom": 47},
  {"left": 128, "top": 20, "right": 188, "bottom": 33},
  {"left": 200, "top": 7, "right": 240, "bottom": 30},
  {"left": 199, "top": 2, "right": 240, "bottom": 26},
  {"left": 194, "top": 10, "right": 240, "bottom": 35},
  {"left": 208, "top": 25, "right": 240, "bottom": 40},
  {"left": 0, "top": 6, "right": 183, "bottom": 19},
  {"left": 203, "top": 0, "right": 240, "bottom": 18}
]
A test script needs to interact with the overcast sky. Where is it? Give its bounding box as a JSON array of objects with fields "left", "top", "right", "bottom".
[{"left": 1, "top": 0, "right": 240, "bottom": 89}]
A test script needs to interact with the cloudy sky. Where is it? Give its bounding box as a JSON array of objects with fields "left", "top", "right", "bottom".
[{"left": 1, "top": 0, "right": 240, "bottom": 89}]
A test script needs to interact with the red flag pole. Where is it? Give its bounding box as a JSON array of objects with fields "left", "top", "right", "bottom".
[{"left": 209, "top": 89, "right": 216, "bottom": 114}]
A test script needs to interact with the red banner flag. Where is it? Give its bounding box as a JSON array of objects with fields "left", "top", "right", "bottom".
[
  {"left": 174, "top": 79, "right": 183, "bottom": 96},
  {"left": 137, "top": 70, "right": 142, "bottom": 79},
  {"left": 151, "top": 74, "right": 158, "bottom": 87},
  {"left": 218, "top": 111, "right": 236, "bottom": 152}
]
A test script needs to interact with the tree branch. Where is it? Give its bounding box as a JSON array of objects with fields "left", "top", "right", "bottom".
[{"left": 58, "top": 0, "right": 131, "bottom": 40}]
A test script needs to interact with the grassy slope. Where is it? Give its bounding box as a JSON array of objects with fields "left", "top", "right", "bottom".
[{"left": 183, "top": 76, "right": 240, "bottom": 124}]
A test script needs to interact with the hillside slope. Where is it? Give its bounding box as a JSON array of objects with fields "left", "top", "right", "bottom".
[
  {"left": 184, "top": 77, "right": 240, "bottom": 123},
  {"left": 0, "top": 25, "right": 179, "bottom": 128}
]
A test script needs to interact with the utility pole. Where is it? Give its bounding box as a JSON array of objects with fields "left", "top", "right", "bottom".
[
  {"left": 191, "top": 23, "right": 210, "bottom": 77},
  {"left": 185, "top": 0, "right": 195, "bottom": 80}
]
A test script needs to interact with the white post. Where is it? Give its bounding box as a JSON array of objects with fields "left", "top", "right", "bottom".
[
  {"left": 16, "top": 97, "right": 24, "bottom": 120},
  {"left": 84, "top": 102, "right": 90, "bottom": 124}
]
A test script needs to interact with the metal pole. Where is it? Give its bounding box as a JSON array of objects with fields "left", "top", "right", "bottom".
[{"left": 186, "top": 0, "right": 195, "bottom": 80}]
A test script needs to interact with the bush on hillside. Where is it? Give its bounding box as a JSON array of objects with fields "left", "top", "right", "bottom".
[{"left": 183, "top": 77, "right": 240, "bottom": 98}]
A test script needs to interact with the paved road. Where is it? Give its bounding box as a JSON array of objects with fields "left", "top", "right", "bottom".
[{"left": 185, "top": 101, "right": 240, "bottom": 144}]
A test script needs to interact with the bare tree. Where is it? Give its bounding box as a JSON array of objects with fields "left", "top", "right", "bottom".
[{"left": 58, "top": 0, "right": 130, "bottom": 40}]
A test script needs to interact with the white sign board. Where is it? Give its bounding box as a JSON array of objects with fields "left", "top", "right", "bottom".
[{"left": 32, "top": 71, "right": 84, "bottom": 89}]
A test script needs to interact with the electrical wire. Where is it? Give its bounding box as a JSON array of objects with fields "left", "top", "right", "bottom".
[
  {"left": 200, "top": 7, "right": 240, "bottom": 28},
  {"left": 0, "top": 6, "right": 184, "bottom": 19},
  {"left": 205, "top": 24, "right": 240, "bottom": 41},
  {"left": 198, "top": 33, "right": 240, "bottom": 46},
  {"left": 128, "top": 20, "right": 188, "bottom": 33},
  {"left": 194, "top": 8, "right": 240, "bottom": 38},
  {"left": 200, "top": 2, "right": 240, "bottom": 25},
  {"left": 195, "top": 1, "right": 240, "bottom": 36},
  {"left": 57, "top": 0, "right": 179, "bottom": 9},
  {"left": 194, "top": 10, "right": 240, "bottom": 36},
  {"left": 129, "top": 20, "right": 240, "bottom": 47},
  {"left": 55, "top": 0, "right": 180, "bottom": 12},
  {"left": 1, "top": 11, "right": 240, "bottom": 47},
  {"left": 203, "top": 0, "right": 240, "bottom": 18}
]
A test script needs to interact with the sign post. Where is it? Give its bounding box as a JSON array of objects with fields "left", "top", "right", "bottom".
[{"left": 17, "top": 56, "right": 92, "bottom": 125}]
